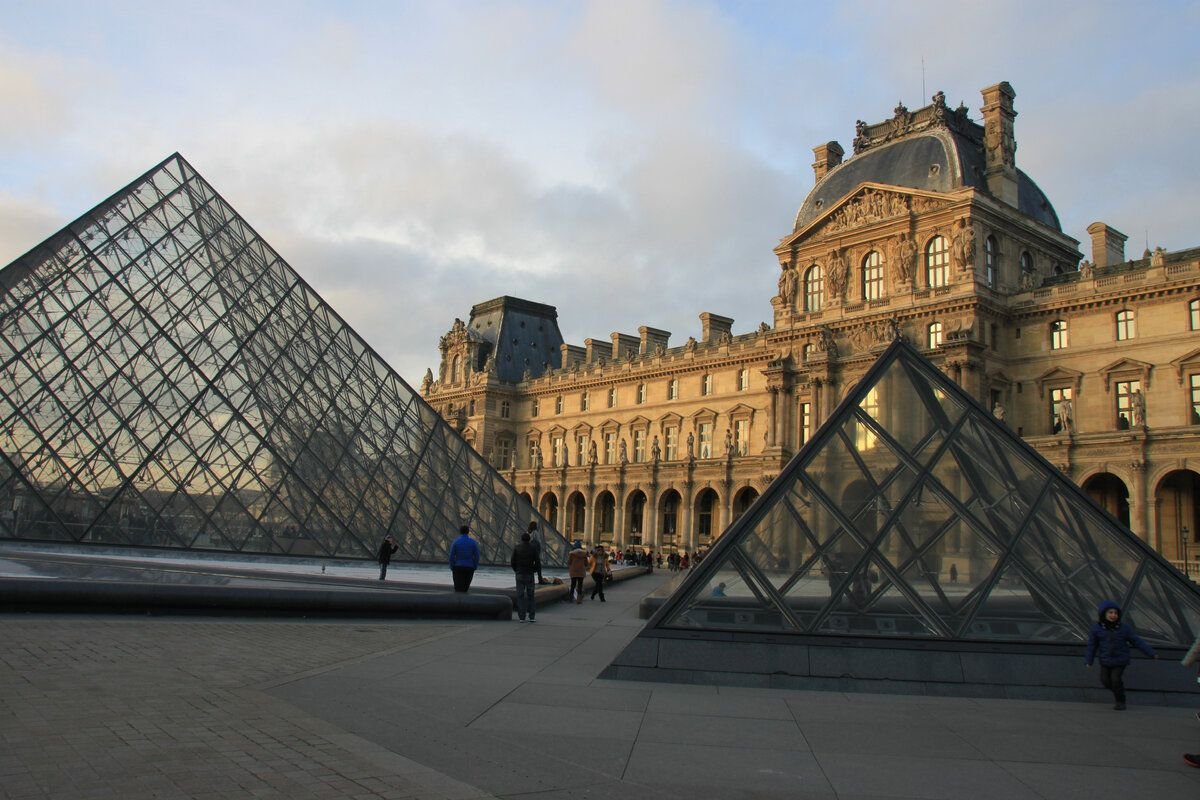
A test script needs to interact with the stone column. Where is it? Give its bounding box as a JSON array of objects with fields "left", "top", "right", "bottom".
[
  {"left": 767, "top": 387, "right": 779, "bottom": 446},
  {"left": 1130, "top": 461, "right": 1149, "bottom": 545}
]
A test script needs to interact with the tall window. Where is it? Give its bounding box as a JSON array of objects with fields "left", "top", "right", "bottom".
[
  {"left": 531, "top": 398, "right": 539, "bottom": 417},
  {"left": 701, "top": 374, "right": 713, "bottom": 396},
  {"left": 1050, "top": 319, "right": 1068, "bottom": 350},
  {"left": 500, "top": 400, "right": 511, "bottom": 419},
  {"left": 633, "top": 429, "right": 646, "bottom": 463},
  {"left": 927, "top": 321, "right": 943, "bottom": 349},
  {"left": 1051, "top": 387, "right": 1073, "bottom": 433},
  {"left": 1190, "top": 299, "right": 1200, "bottom": 331},
  {"left": 496, "top": 438, "right": 512, "bottom": 469},
  {"left": 551, "top": 435, "right": 564, "bottom": 467},
  {"left": 667, "top": 379, "right": 678, "bottom": 400},
  {"left": 604, "top": 432, "right": 617, "bottom": 464},
  {"left": 802, "top": 343, "right": 813, "bottom": 362},
  {"left": 528, "top": 440, "right": 539, "bottom": 466},
  {"left": 737, "top": 368, "right": 749, "bottom": 391},
  {"left": 856, "top": 388, "right": 879, "bottom": 451},
  {"left": 926, "top": 236, "right": 949, "bottom": 288},
  {"left": 698, "top": 422, "right": 713, "bottom": 458},
  {"left": 734, "top": 419, "right": 749, "bottom": 456},
  {"left": 580, "top": 391, "right": 589, "bottom": 411},
  {"left": 665, "top": 426, "right": 678, "bottom": 460},
  {"left": 1020, "top": 251, "right": 1033, "bottom": 275},
  {"left": 800, "top": 402, "right": 812, "bottom": 445},
  {"left": 607, "top": 387, "right": 616, "bottom": 408},
  {"left": 576, "top": 435, "right": 586, "bottom": 465},
  {"left": 451, "top": 355, "right": 462, "bottom": 383},
  {"left": 636, "top": 383, "right": 646, "bottom": 404},
  {"left": 804, "top": 265, "right": 824, "bottom": 311},
  {"left": 862, "top": 250, "right": 884, "bottom": 301},
  {"left": 1191, "top": 374, "right": 1200, "bottom": 425},
  {"left": 1116, "top": 310, "right": 1136, "bottom": 341},
  {"left": 984, "top": 235, "right": 998, "bottom": 287},
  {"left": 554, "top": 396, "right": 563, "bottom": 414},
  {"left": 1115, "top": 380, "right": 1141, "bottom": 429}
]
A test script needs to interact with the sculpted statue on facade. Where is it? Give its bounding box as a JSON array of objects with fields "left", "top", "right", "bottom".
[
  {"left": 724, "top": 429, "right": 734, "bottom": 456},
  {"left": 687, "top": 432, "right": 695, "bottom": 459},
  {"left": 895, "top": 233, "right": 917, "bottom": 288},
  {"left": 827, "top": 249, "right": 849, "bottom": 302},
  {"left": 651, "top": 436, "right": 661, "bottom": 462},
  {"left": 588, "top": 441, "right": 598, "bottom": 465},
  {"left": 619, "top": 439, "right": 628, "bottom": 464},
  {"left": 684, "top": 337, "right": 698, "bottom": 353},
  {"left": 951, "top": 218, "right": 976, "bottom": 273},
  {"left": 421, "top": 368, "right": 433, "bottom": 394},
  {"left": 992, "top": 402, "right": 1006, "bottom": 422},
  {"left": 817, "top": 325, "right": 838, "bottom": 358},
  {"left": 1131, "top": 389, "right": 1146, "bottom": 427},
  {"left": 1079, "top": 260, "right": 1094, "bottom": 279},
  {"left": 777, "top": 263, "right": 798, "bottom": 308},
  {"left": 1057, "top": 399, "right": 1073, "bottom": 435}
]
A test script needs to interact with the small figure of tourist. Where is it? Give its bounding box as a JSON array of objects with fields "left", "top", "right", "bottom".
[
  {"left": 448, "top": 524, "right": 480, "bottom": 593},
  {"left": 528, "top": 521, "right": 547, "bottom": 584},
  {"left": 510, "top": 531, "right": 540, "bottom": 623},
  {"left": 377, "top": 534, "right": 398, "bottom": 580},
  {"left": 1085, "top": 600, "right": 1156, "bottom": 710},
  {"left": 588, "top": 545, "right": 608, "bottom": 602},
  {"left": 567, "top": 540, "right": 588, "bottom": 604}
]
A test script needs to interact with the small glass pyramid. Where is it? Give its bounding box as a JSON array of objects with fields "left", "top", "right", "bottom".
[
  {"left": 0, "top": 154, "right": 566, "bottom": 566},
  {"left": 653, "top": 340, "right": 1200, "bottom": 645}
]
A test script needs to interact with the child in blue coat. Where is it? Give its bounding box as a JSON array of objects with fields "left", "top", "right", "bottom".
[{"left": 1084, "top": 600, "right": 1156, "bottom": 710}]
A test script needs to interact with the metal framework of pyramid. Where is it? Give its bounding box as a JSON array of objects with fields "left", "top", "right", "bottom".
[
  {"left": 648, "top": 339, "right": 1200, "bottom": 647},
  {"left": 0, "top": 153, "right": 566, "bottom": 566}
]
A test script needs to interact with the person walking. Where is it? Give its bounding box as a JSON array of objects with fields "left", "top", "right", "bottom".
[
  {"left": 511, "top": 531, "right": 540, "bottom": 623},
  {"left": 448, "top": 524, "right": 480, "bottom": 593},
  {"left": 566, "top": 540, "right": 588, "bottom": 604},
  {"left": 1085, "top": 599, "right": 1156, "bottom": 710},
  {"left": 377, "top": 534, "right": 399, "bottom": 580},
  {"left": 588, "top": 545, "right": 608, "bottom": 602}
]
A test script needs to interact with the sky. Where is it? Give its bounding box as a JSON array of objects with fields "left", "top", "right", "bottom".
[{"left": 2, "top": 0, "right": 1198, "bottom": 383}]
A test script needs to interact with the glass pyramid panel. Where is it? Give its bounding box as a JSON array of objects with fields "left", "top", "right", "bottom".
[
  {"left": 647, "top": 340, "right": 1200, "bottom": 647},
  {"left": 0, "top": 154, "right": 566, "bottom": 565}
]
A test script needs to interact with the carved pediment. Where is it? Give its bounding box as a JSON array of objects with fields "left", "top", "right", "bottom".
[
  {"left": 657, "top": 412, "right": 684, "bottom": 427},
  {"left": 626, "top": 415, "right": 652, "bottom": 430},
  {"left": 570, "top": 422, "right": 593, "bottom": 435},
  {"left": 1098, "top": 358, "right": 1153, "bottom": 391},
  {"left": 1035, "top": 366, "right": 1083, "bottom": 398},
  {"left": 689, "top": 406, "right": 719, "bottom": 423},
  {"left": 725, "top": 402, "right": 756, "bottom": 419},
  {"left": 797, "top": 184, "right": 949, "bottom": 243},
  {"left": 1170, "top": 348, "right": 1200, "bottom": 385}
]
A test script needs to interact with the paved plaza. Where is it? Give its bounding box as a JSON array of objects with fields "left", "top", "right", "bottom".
[{"left": 3, "top": 571, "right": 1200, "bottom": 799}]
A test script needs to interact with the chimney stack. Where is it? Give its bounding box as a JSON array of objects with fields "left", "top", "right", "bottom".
[
  {"left": 699, "top": 312, "right": 734, "bottom": 344},
  {"left": 980, "top": 82, "right": 1019, "bottom": 207},
  {"left": 812, "top": 141, "right": 844, "bottom": 182},
  {"left": 1087, "top": 222, "right": 1128, "bottom": 268},
  {"left": 638, "top": 325, "right": 670, "bottom": 354}
]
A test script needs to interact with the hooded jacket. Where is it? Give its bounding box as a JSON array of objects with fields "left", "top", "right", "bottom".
[
  {"left": 1084, "top": 600, "right": 1156, "bottom": 667},
  {"left": 566, "top": 545, "right": 589, "bottom": 578}
]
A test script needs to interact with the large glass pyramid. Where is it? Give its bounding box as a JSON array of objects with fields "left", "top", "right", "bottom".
[
  {"left": 0, "top": 153, "right": 566, "bottom": 566},
  {"left": 652, "top": 340, "right": 1200, "bottom": 646}
]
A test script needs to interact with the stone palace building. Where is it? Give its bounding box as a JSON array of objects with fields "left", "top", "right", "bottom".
[{"left": 421, "top": 82, "right": 1200, "bottom": 575}]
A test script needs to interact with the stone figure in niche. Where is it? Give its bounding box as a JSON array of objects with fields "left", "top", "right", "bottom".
[
  {"left": 817, "top": 325, "right": 838, "bottom": 357},
  {"left": 532, "top": 443, "right": 542, "bottom": 469},
  {"left": 1131, "top": 389, "right": 1146, "bottom": 427},
  {"left": 992, "top": 402, "right": 1005, "bottom": 422},
  {"left": 687, "top": 432, "right": 695, "bottom": 459},
  {"left": 1020, "top": 269, "right": 1040, "bottom": 291},
  {"left": 827, "top": 249, "right": 849, "bottom": 301},
  {"left": 895, "top": 233, "right": 917, "bottom": 287},
  {"left": 588, "top": 441, "right": 598, "bottom": 465},
  {"left": 651, "top": 436, "right": 661, "bottom": 462},
  {"left": 1056, "top": 399, "right": 1073, "bottom": 435},
  {"left": 619, "top": 439, "right": 628, "bottom": 464},
  {"left": 1079, "top": 260, "right": 1094, "bottom": 279},
  {"left": 724, "top": 429, "right": 734, "bottom": 456},
  {"left": 777, "top": 263, "right": 799, "bottom": 308},
  {"left": 562, "top": 443, "right": 569, "bottom": 466},
  {"left": 951, "top": 218, "right": 976, "bottom": 273}
]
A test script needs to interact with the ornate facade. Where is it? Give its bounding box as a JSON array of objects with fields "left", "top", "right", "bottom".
[{"left": 423, "top": 82, "right": 1200, "bottom": 576}]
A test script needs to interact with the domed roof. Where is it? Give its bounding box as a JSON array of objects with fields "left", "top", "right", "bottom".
[{"left": 793, "top": 115, "right": 1060, "bottom": 233}]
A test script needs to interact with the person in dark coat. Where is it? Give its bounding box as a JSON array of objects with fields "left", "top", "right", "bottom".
[
  {"left": 1085, "top": 599, "right": 1156, "bottom": 710},
  {"left": 448, "top": 524, "right": 481, "bottom": 593},
  {"left": 377, "top": 534, "right": 399, "bottom": 580},
  {"left": 527, "top": 521, "right": 547, "bottom": 584},
  {"left": 511, "top": 532, "right": 541, "bottom": 622}
]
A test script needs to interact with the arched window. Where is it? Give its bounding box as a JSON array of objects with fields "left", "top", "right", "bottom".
[
  {"left": 1116, "top": 310, "right": 1136, "bottom": 341},
  {"left": 861, "top": 250, "right": 884, "bottom": 301},
  {"left": 803, "top": 264, "right": 824, "bottom": 311},
  {"left": 450, "top": 355, "right": 462, "bottom": 383},
  {"left": 925, "top": 236, "right": 949, "bottom": 288},
  {"left": 984, "top": 235, "right": 998, "bottom": 287},
  {"left": 1020, "top": 251, "right": 1034, "bottom": 275},
  {"left": 1050, "top": 319, "right": 1068, "bottom": 350},
  {"left": 927, "top": 321, "right": 943, "bottom": 349}
]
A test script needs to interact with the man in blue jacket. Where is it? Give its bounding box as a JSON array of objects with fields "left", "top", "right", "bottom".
[
  {"left": 449, "top": 524, "right": 481, "bottom": 593},
  {"left": 1085, "top": 599, "right": 1156, "bottom": 710}
]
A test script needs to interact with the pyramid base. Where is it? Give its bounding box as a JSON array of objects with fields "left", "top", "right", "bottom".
[{"left": 601, "top": 632, "right": 1195, "bottom": 705}]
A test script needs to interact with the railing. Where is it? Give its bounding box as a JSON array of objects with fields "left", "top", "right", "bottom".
[{"left": 1167, "top": 559, "right": 1200, "bottom": 582}]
